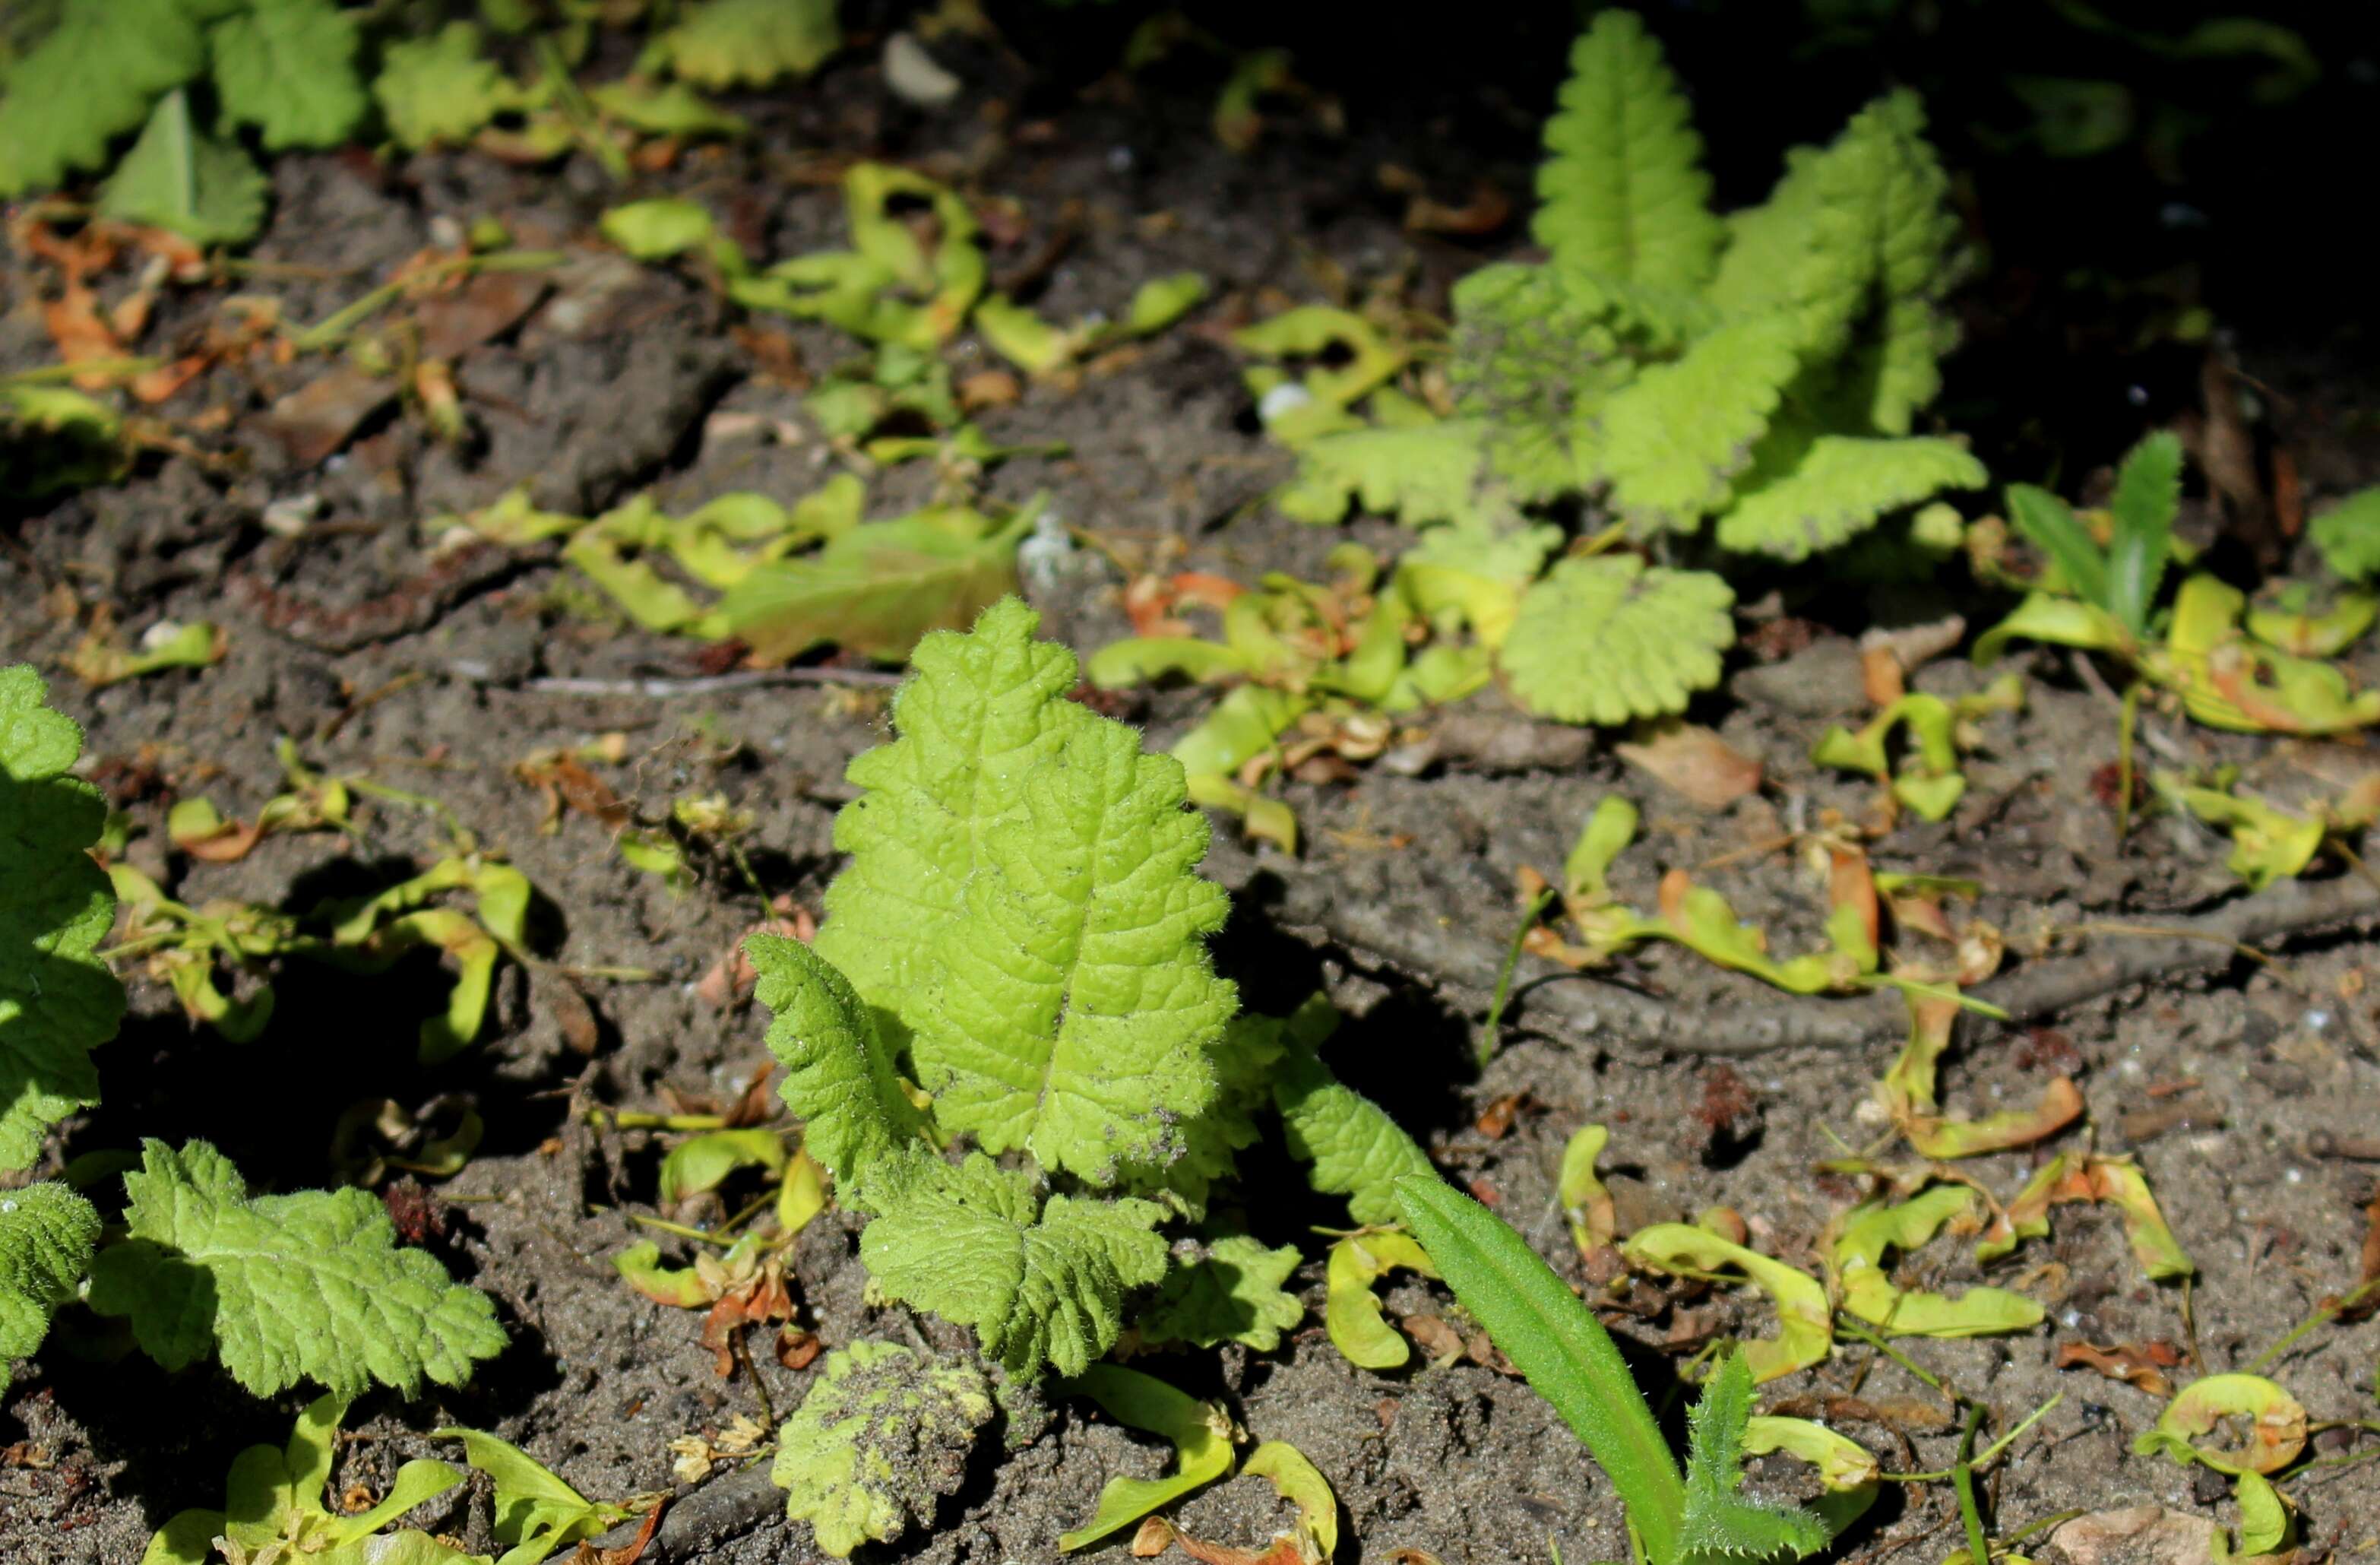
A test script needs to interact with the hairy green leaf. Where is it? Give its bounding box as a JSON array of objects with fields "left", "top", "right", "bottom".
[
  {"left": 0, "top": 0, "right": 204, "bottom": 196},
  {"left": 1138, "top": 1234, "right": 1304, "bottom": 1351},
  {"left": 1499, "top": 556, "right": 1734, "bottom": 727},
  {"left": 771, "top": 1340, "right": 992, "bottom": 1558},
  {"left": 1, "top": 665, "right": 119, "bottom": 1172},
  {"left": 0, "top": 1182, "right": 98, "bottom": 1361},
  {"left": 812, "top": 599, "right": 1236, "bottom": 1185},
  {"left": 859, "top": 1153, "right": 1169, "bottom": 1378},
  {"left": 87, "top": 1139, "right": 506, "bottom": 1397},
  {"left": 210, "top": 0, "right": 367, "bottom": 150},
  {"left": 748, "top": 935, "right": 926, "bottom": 1202},
  {"left": 1677, "top": 1351, "right": 1834, "bottom": 1560},
  {"left": 1532, "top": 11, "right": 1724, "bottom": 289},
  {"left": 1276, "top": 420, "right": 1510, "bottom": 529},
  {"left": 1272, "top": 1039, "right": 1435, "bottom": 1228}
]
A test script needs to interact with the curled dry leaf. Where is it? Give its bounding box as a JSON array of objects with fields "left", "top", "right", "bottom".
[
  {"left": 2046, "top": 1506, "right": 2223, "bottom": 1565},
  {"left": 2056, "top": 1339, "right": 2183, "bottom": 1399}
]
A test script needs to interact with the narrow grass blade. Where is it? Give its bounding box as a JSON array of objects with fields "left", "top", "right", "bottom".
[
  {"left": 2106, "top": 432, "right": 2183, "bottom": 638},
  {"left": 1395, "top": 1175, "right": 1684, "bottom": 1563},
  {"left": 2006, "top": 484, "right": 2109, "bottom": 613}
]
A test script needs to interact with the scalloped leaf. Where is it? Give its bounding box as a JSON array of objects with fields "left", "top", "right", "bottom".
[
  {"left": 1275, "top": 418, "right": 1511, "bottom": 528},
  {"left": 86, "top": 1139, "right": 506, "bottom": 1398},
  {"left": 1271, "top": 1038, "right": 1435, "bottom": 1228},
  {"left": 771, "top": 1340, "right": 993, "bottom": 1558},
  {"left": 1715, "top": 429, "right": 1986, "bottom": 560},
  {"left": 1595, "top": 316, "right": 1803, "bottom": 530},
  {"left": 1138, "top": 1234, "right": 1305, "bottom": 1351},
  {"left": 1533, "top": 11, "right": 1724, "bottom": 289},
  {"left": 859, "top": 1153, "right": 1169, "bottom": 1379},
  {"left": 1677, "top": 1351, "right": 1834, "bottom": 1560},
  {"left": 1499, "top": 556, "right": 1735, "bottom": 727},
  {"left": 812, "top": 600, "right": 1235, "bottom": 1186}
]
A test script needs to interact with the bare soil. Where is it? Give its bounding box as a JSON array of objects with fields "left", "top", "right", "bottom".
[{"left": 5, "top": 19, "right": 2380, "bottom": 1565}]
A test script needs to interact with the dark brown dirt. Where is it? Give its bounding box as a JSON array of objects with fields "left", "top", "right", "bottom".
[{"left": 6, "top": 21, "right": 2380, "bottom": 1565}]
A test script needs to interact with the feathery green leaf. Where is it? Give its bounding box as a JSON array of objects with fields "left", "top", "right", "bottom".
[{"left": 1499, "top": 556, "right": 1734, "bottom": 727}]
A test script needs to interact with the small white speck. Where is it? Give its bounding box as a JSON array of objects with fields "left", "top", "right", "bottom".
[
  {"left": 1107, "top": 145, "right": 1135, "bottom": 173},
  {"left": 2284, "top": 1167, "right": 2303, "bottom": 1183},
  {"left": 1258, "top": 382, "right": 1312, "bottom": 425},
  {"left": 1, "top": 1199, "right": 17, "bottom": 1215}
]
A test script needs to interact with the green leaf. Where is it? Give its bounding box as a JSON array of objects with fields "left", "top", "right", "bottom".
[
  {"left": 435, "top": 1425, "right": 636, "bottom": 1565},
  {"left": 1621, "top": 1224, "right": 1834, "bottom": 1383},
  {"left": 374, "top": 22, "right": 514, "bottom": 151},
  {"left": 586, "top": 78, "right": 748, "bottom": 139},
  {"left": 2006, "top": 483, "right": 2110, "bottom": 612},
  {"left": 0, "top": 1182, "right": 99, "bottom": 1361},
  {"left": 1715, "top": 431, "right": 1986, "bottom": 562},
  {"left": 859, "top": 1152, "right": 1169, "bottom": 1378},
  {"left": 1271, "top": 1039, "right": 1435, "bottom": 1228},
  {"left": 1596, "top": 316, "right": 1803, "bottom": 530},
  {"left": 1, "top": 386, "right": 128, "bottom": 499},
  {"left": 1828, "top": 1185, "right": 2043, "bottom": 1338},
  {"left": 1, "top": 665, "right": 120, "bottom": 1172},
  {"left": 1676, "top": 1351, "right": 1834, "bottom": 1561},
  {"left": 1834, "top": 93, "right": 1962, "bottom": 436},
  {"left": 1499, "top": 556, "right": 1735, "bottom": 727},
  {"left": 812, "top": 598, "right": 1237, "bottom": 1185},
  {"left": 1276, "top": 419, "right": 1512, "bottom": 530},
  {"left": 748, "top": 934, "right": 927, "bottom": 1202},
  {"left": 0, "top": 0, "right": 204, "bottom": 196},
  {"left": 1242, "top": 1442, "right": 1338, "bottom": 1562},
  {"left": 2236, "top": 1468, "right": 2291, "bottom": 1556},
  {"left": 2310, "top": 486, "right": 2380, "bottom": 581},
  {"left": 145, "top": 1392, "right": 471, "bottom": 1565},
  {"left": 2106, "top": 431, "right": 2185, "bottom": 636},
  {"left": 1138, "top": 1234, "right": 1304, "bottom": 1351},
  {"left": 97, "top": 88, "right": 267, "bottom": 246},
  {"left": 1323, "top": 1228, "right": 1434, "bottom": 1370},
  {"left": 210, "top": 0, "right": 366, "bottom": 150},
  {"left": 1532, "top": 11, "right": 1723, "bottom": 288},
  {"left": 1057, "top": 1364, "right": 1236, "bottom": 1551},
  {"left": 656, "top": 0, "right": 840, "bottom": 87},
  {"left": 599, "top": 197, "right": 717, "bottom": 261},
  {"left": 717, "top": 505, "right": 1030, "bottom": 666},
  {"left": 87, "top": 1139, "right": 507, "bottom": 1397},
  {"left": 1394, "top": 1176, "right": 1688, "bottom": 1565},
  {"left": 771, "top": 1340, "right": 993, "bottom": 1558},
  {"left": 657, "top": 1127, "right": 785, "bottom": 1205},
  {"left": 2132, "top": 1373, "right": 2305, "bottom": 1477},
  {"left": 611, "top": 1240, "right": 711, "bottom": 1308}
]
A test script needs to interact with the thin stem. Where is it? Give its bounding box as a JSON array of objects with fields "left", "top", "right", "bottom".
[
  {"left": 1478, "top": 889, "right": 1554, "bottom": 1066},
  {"left": 1953, "top": 1405, "right": 1990, "bottom": 1565},
  {"left": 2244, "top": 1277, "right": 2380, "bottom": 1373}
]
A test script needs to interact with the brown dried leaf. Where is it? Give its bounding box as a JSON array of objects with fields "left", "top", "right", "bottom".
[
  {"left": 2056, "top": 1340, "right": 2181, "bottom": 1398},
  {"left": 1615, "top": 721, "right": 1762, "bottom": 812}
]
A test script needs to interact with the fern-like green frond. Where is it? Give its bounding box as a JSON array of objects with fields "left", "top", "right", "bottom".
[
  {"left": 87, "top": 1139, "right": 505, "bottom": 1397},
  {"left": 859, "top": 1153, "right": 1169, "bottom": 1378},
  {"left": 1837, "top": 93, "right": 1962, "bottom": 435},
  {"left": 1678, "top": 1351, "right": 1833, "bottom": 1560},
  {"left": 1450, "top": 265, "right": 1647, "bottom": 503},
  {"left": 1533, "top": 11, "right": 1725, "bottom": 289},
  {"left": 1499, "top": 556, "right": 1735, "bottom": 727},
  {"left": 1715, "top": 430, "right": 1986, "bottom": 560},
  {"left": 1594, "top": 316, "right": 1802, "bottom": 531},
  {"left": 1275, "top": 419, "right": 1509, "bottom": 529}
]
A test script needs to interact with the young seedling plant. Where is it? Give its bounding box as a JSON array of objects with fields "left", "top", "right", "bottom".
[{"left": 1395, "top": 1175, "right": 1851, "bottom": 1564}]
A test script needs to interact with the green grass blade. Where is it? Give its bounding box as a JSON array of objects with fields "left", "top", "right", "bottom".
[
  {"left": 2105, "top": 431, "right": 2183, "bottom": 638},
  {"left": 2006, "top": 483, "right": 2109, "bottom": 613},
  {"left": 1396, "top": 1176, "right": 1685, "bottom": 1563}
]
